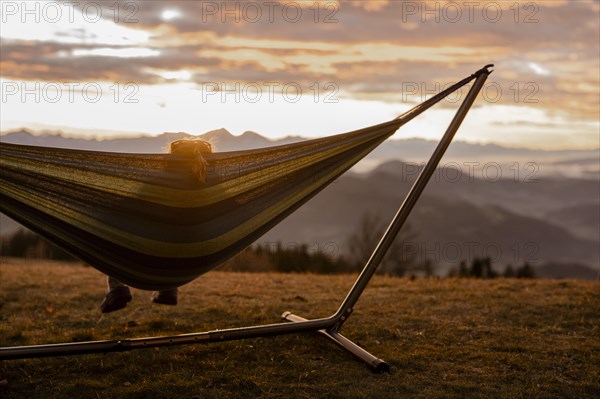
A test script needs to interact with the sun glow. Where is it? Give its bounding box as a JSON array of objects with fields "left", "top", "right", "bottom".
[
  {"left": 0, "top": 1, "right": 597, "bottom": 150},
  {"left": 161, "top": 9, "right": 182, "bottom": 21}
]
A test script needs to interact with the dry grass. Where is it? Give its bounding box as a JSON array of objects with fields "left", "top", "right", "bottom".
[{"left": 0, "top": 259, "right": 599, "bottom": 398}]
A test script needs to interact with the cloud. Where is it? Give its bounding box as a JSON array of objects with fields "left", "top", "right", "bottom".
[
  {"left": 0, "top": 40, "right": 222, "bottom": 83},
  {"left": 0, "top": 0, "right": 598, "bottom": 126}
]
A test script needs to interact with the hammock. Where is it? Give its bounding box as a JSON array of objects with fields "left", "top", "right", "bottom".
[
  {"left": 0, "top": 65, "right": 492, "bottom": 368},
  {"left": 1, "top": 120, "right": 406, "bottom": 290}
]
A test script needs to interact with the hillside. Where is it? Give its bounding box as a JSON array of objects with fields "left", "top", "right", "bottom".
[
  {"left": 262, "top": 166, "right": 599, "bottom": 271},
  {"left": 370, "top": 161, "right": 600, "bottom": 241},
  {"left": 546, "top": 203, "right": 600, "bottom": 241},
  {"left": 0, "top": 260, "right": 598, "bottom": 398}
]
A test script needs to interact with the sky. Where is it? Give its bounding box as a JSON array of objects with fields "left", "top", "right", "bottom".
[{"left": 0, "top": 0, "right": 599, "bottom": 150}]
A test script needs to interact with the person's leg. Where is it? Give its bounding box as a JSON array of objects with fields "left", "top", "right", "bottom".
[
  {"left": 107, "top": 276, "right": 127, "bottom": 291},
  {"left": 151, "top": 288, "right": 178, "bottom": 306},
  {"left": 100, "top": 276, "right": 133, "bottom": 313}
]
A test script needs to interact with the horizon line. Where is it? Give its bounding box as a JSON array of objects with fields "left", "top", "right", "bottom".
[{"left": 2, "top": 126, "right": 599, "bottom": 153}]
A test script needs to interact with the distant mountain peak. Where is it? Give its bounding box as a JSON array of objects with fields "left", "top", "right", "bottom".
[
  {"left": 240, "top": 131, "right": 262, "bottom": 138},
  {"left": 200, "top": 128, "right": 233, "bottom": 139},
  {"left": 1, "top": 128, "right": 36, "bottom": 138}
]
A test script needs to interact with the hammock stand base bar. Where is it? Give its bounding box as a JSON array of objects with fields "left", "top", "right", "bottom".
[
  {"left": 282, "top": 312, "right": 390, "bottom": 373},
  {"left": 0, "top": 66, "right": 493, "bottom": 371}
]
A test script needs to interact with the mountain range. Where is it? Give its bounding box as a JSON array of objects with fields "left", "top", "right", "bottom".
[
  {"left": 1, "top": 128, "right": 598, "bottom": 278},
  {"left": 261, "top": 161, "right": 599, "bottom": 271},
  {"left": 2, "top": 128, "right": 598, "bottom": 177}
]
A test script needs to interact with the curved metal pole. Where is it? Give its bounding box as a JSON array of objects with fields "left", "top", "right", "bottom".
[
  {"left": 331, "top": 65, "right": 493, "bottom": 327},
  {"left": 0, "top": 315, "right": 339, "bottom": 359}
]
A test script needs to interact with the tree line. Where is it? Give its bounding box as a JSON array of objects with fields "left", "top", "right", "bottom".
[
  {"left": 447, "top": 257, "right": 535, "bottom": 279},
  {"left": 1, "top": 229, "right": 76, "bottom": 262}
]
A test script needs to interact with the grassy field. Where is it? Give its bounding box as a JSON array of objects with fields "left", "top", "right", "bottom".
[{"left": 0, "top": 259, "right": 598, "bottom": 398}]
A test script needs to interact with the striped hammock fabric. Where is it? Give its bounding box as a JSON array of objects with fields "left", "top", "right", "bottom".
[
  {"left": 1, "top": 122, "right": 402, "bottom": 289},
  {"left": 0, "top": 71, "right": 480, "bottom": 290}
]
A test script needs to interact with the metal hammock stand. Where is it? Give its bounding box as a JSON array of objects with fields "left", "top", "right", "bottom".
[{"left": 0, "top": 65, "right": 493, "bottom": 372}]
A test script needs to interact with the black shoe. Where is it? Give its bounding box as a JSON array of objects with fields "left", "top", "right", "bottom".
[
  {"left": 151, "top": 289, "right": 178, "bottom": 306},
  {"left": 100, "top": 286, "right": 132, "bottom": 313}
]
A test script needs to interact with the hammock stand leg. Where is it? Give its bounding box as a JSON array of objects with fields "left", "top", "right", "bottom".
[
  {"left": 0, "top": 66, "right": 492, "bottom": 370},
  {"left": 281, "top": 65, "right": 492, "bottom": 372}
]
